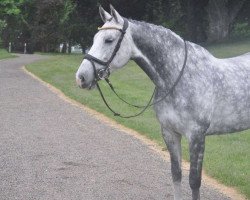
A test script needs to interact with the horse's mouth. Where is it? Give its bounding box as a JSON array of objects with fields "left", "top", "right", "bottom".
[
  {"left": 77, "top": 80, "right": 96, "bottom": 90},
  {"left": 81, "top": 80, "right": 96, "bottom": 90},
  {"left": 87, "top": 82, "right": 96, "bottom": 90}
]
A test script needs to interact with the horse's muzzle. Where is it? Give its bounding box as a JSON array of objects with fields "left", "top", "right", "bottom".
[
  {"left": 76, "top": 75, "right": 96, "bottom": 90},
  {"left": 76, "top": 74, "right": 87, "bottom": 89}
]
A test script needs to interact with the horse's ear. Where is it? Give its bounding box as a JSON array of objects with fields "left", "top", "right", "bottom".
[
  {"left": 99, "top": 5, "right": 112, "bottom": 23},
  {"left": 110, "top": 4, "right": 123, "bottom": 24}
]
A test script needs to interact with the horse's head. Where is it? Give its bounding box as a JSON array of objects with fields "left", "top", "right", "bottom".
[{"left": 76, "top": 5, "right": 134, "bottom": 89}]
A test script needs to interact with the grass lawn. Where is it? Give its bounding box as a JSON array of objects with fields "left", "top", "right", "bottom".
[
  {"left": 206, "top": 38, "right": 250, "bottom": 58},
  {"left": 0, "top": 49, "right": 16, "bottom": 60},
  {"left": 26, "top": 39, "right": 250, "bottom": 199}
]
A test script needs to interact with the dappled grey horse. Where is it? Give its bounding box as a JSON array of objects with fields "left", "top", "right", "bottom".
[{"left": 76, "top": 5, "right": 250, "bottom": 200}]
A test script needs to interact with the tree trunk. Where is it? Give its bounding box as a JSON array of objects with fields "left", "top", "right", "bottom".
[
  {"left": 186, "top": 0, "right": 196, "bottom": 42},
  {"left": 207, "top": 0, "right": 245, "bottom": 42},
  {"left": 45, "top": 44, "right": 49, "bottom": 52},
  {"left": 68, "top": 41, "right": 72, "bottom": 54},
  {"left": 41, "top": 45, "right": 45, "bottom": 52},
  {"left": 61, "top": 42, "right": 67, "bottom": 53},
  {"left": 184, "top": 0, "right": 209, "bottom": 43}
]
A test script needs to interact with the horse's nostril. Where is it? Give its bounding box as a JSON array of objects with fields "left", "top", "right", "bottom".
[
  {"left": 76, "top": 74, "right": 86, "bottom": 87},
  {"left": 79, "top": 75, "right": 85, "bottom": 82}
]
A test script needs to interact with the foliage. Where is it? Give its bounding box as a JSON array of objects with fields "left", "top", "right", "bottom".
[
  {"left": 231, "top": 23, "right": 250, "bottom": 39},
  {"left": 0, "top": 0, "right": 250, "bottom": 52},
  {"left": 0, "top": 20, "right": 7, "bottom": 35},
  {"left": 0, "top": 0, "right": 76, "bottom": 52},
  {"left": 31, "top": 0, "right": 76, "bottom": 52},
  {"left": 69, "top": 0, "right": 100, "bottom": 51},
  {"left": 206, "top": 0, "right": 247, "bottom": 42},
  {"left": 0, "top": 0, "right": 22, "bottom": 34},
  {"left": 0, "top": 0, "right": 22, "bottom": 16}
]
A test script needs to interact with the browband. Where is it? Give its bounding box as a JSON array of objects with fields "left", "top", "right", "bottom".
[
  {"left": 85, "top": 19, "right": 129, "bottom": 67},
  {"left": 98, "top": 26, "right": 123, "bottom": 31},
  {"left": 98, "top": 19, "right": 128, "bottom": 34}
]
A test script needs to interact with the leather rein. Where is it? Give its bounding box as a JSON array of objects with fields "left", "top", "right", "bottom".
[{"left": 84, "top": 19, "right": 188, "bottom": 118}]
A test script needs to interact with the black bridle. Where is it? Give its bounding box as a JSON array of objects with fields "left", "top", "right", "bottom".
[
  {"left": 83, "top": 19, "right": 188, "bottom": 118},
  {"left": 84, "top": 19, "right": 129, "bottom": 81}
]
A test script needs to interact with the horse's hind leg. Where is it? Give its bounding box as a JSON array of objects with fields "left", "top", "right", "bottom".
[
  {"left": 162, "top": 127, "right": 182, "bottom": 200},
  {"left": 189, "top": 134, "right": 205, "bottom": 200}
]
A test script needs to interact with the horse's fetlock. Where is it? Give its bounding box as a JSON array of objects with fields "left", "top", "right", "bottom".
[{"left": 189, "top": 176, "right": 201, "bottom": 190}]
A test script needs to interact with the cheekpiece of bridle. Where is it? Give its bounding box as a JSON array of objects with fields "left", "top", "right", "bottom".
[{"left": 84, "top": 19, "right": 129, "bottom": 81}]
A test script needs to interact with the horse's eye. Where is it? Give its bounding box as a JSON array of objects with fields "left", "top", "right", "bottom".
[{"left": 105, "top": 38, "right": 114, "bottom": 44}]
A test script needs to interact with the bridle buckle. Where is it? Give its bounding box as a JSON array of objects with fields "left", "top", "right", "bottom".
[{"left": 97, "top": 67, "right": 110, "bottom": 80}]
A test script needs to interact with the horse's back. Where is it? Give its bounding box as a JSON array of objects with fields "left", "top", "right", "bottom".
[
  {"left": 222, "top": 52, "right": 250, "bottom": 69},
  {"left": 206, "top": 52, "right": 250, "bottom": 135},
  {"left": 227, "top": 52, "right": 250, "bottom": 65}
]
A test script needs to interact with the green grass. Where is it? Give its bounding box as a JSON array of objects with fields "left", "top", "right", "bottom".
[
  {"left": 206, "top": 38, "right": 250, "bottom": 58},
  {"left": 27, "top": 39, "right": 250, "bottom": 199},
  {"left": 0, "top": 49, "right": 16, "bottom": 60}
]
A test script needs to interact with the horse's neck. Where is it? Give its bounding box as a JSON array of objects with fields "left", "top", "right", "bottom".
[{"left": 130, "top": 21, "right": 187, "bottom": 89}]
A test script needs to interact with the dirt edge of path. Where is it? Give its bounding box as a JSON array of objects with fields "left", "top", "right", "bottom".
[{"left": 23, "top": 66, "right": 247, "bottom": 200}]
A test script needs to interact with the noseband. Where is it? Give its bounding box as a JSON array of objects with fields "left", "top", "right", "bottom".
[{"left": 84, "top": 19, "right": 129, "bottom": 81}]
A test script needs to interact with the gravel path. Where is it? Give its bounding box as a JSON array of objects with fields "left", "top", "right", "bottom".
[{"left": 0, "top": 54, "right": 234, "bottom": 200}]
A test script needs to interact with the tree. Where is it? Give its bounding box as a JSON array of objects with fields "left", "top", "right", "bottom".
[
  {"left": 1, "top": 0, "right": 249, "bottom": 52},
  {"left": 0, "top": 0, "right": 22, "bottom": 29},
  {"left": 69, "top": 0, "right": 100, "bottom": 51},
  {"left": 30, "top": 0, "right": 75, "bottom": 52},
  {"left": 0, "top": 0, "right": 23, "bottom": 46},
  {"left": 206, "top": 0, "right": 246, "bottom": 42},
  {"left": 59, "top": 0, "right": 76, "bottom": 53},
  {"left": 182, "top": 0, "right": 208, "bottom": 42}
]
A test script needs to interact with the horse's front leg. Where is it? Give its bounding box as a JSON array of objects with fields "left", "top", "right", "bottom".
[
  {"left": 162, "top": 127, "right": 182, "bottom": 200},
  {"left": 189, "top": 134, "right": 205, "bottom": 200}
]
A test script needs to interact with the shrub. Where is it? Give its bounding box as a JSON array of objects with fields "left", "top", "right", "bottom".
[{"left": 231, "top": 22, "right": 250, "bottom": 38}]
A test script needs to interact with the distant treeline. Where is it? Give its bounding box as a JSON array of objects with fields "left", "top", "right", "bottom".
[{"left": 0, "top": 0, "right": 249, "bottom": 53}]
